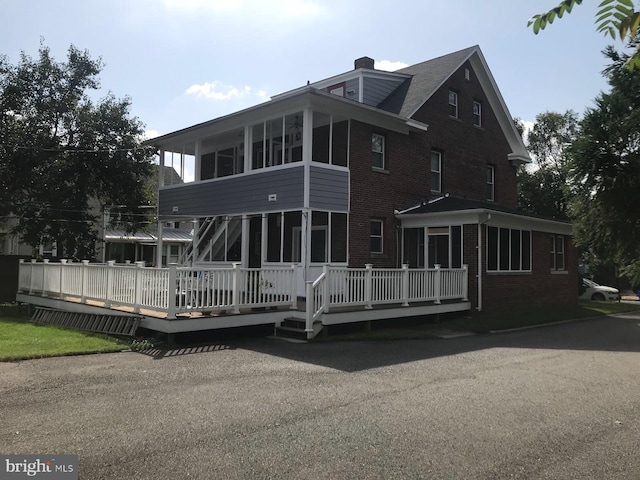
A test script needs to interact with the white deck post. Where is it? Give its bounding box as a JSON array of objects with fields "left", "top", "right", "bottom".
[
  {"left": 232, "top": 262, "right": 241, "bottom": 314},
  {"left": 305, "top": 280, "right": 314, "bottom": 333},
  {"left": 18, "top": 259, "right": 24, "bottom": 292},
  {"left": 133, "top": 261, "right": 145, "bottom": 313},
  {"left": 42, "top": 259, "right": 49, "bottom": 295},
  {"left": 29, "top": 259, "right": 36, "bottom": 295},
  {"left": 105, "top": 260, "right": 115, "bottom": 308},
  {"left": 81, "top": 260, "right": 89, "bottom": 303},
  {"left": 290, "top": 264, "right": 298, "bottom": 310},
  {"left": 322, "top": 264, "right": 330, "bottom": 314},
  {"left": 462, "top": 264, "right": 469, "bottom": 301},
  {"left": 401, "top": 264, "right": 410, "bottom": 307},
  {"left": 434, "top": 264, "right": 442, "bottom": 305},
  {"left": 59, "top": 259, "right": 67, "bottom": 297},
  {"left": 167, "top": 264, "right": 177, "bottom": 319},
  {"left": 364, "top": 263, "right": 373, "bottom": 310}
]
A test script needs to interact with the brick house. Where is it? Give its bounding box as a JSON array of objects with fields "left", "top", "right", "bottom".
[{"left": 146, "top": 45, "right": 576, "bottom": 314}]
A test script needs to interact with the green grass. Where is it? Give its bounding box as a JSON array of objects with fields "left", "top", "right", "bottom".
[
  {"left": 313, "top": 301, "right": 640, "bottom": 342},
  {"left": 0, "top": 305, "right": 128, "bottom": 361},
  {"left": 451, "top": 301, "right": 640, "bottom": 334}
]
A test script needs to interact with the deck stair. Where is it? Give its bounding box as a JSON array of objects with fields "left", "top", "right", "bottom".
[
  {"left": 31, "top": 307, "right": 141, "bottom": 336},
  {"left": 275, "top": 316, "right": 323, "bottom": 341}
]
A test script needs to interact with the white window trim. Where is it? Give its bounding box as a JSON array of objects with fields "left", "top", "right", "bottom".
[
  {"left": 372, "top": 133, "right": 386, "bottom": 170},
  {"left": 448, "top": 90, "right": 458, "bottom": 118},
  {"left": 370, "top": 219, "right": 384, "bottom": 254},
  {"left": 551, "top": 235, "right": 566, "bottom": 271},
  {"left": 473, "top": 100, "right": 482, "bottom": 127},
  {"left": 431, "top": 150, "right": 442, "bottom": 193},
  {"left": 487, "top": 165, "right": 495, "bottom": 202}
]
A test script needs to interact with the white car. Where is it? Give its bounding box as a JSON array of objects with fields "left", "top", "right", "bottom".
[{"left": 580, "top": 278, "right": 621, "bottom": 301}]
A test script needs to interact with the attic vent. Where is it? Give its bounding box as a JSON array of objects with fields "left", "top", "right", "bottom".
[
  {"left": 465, "top": 68, "right": 470, "bottom": 81},
  {"left": 354, "top": 56, "right": 375, "bottom": 70}
]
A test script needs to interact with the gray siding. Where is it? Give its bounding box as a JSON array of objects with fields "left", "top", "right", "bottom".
[
  {"left": 363, "top": 77, "right": 405, "bottom": 107},
  {"left": 344, "top": 78, "right": 359, "bottom": 102},
  {"left": 309, "top": 166, "right": 349, "bottom": 211},
  {"left": 159, "top": 166, "right": 305, "bottom": 217}
]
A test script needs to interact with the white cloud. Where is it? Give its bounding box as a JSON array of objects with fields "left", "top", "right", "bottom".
[
  {"left": 143, "top": 129, "right": 160, "bottom": 140},
  {"left": 185, "top": 81, "right": 270, "bottom": 103},
  {"left": 375, "top": 60, "right": 409, "bottom": 72},
  {"left": 186, "top": 81, "right": 240, "bottom": 101}
]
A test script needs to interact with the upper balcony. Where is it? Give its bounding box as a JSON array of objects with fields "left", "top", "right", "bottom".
[{"left": 145, "top": 88, "right": 422, "bottom": 218}]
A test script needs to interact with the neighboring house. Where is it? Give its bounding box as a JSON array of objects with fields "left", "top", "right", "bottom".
[
  {"left": 139, "top": 45, "right": 575, "bottom": 313},
  {"left": 2, "top": 165, "right": 189, "bottom": 265},
  {"left": 103, "top": 166, "right": 192, "bottom": 266}
]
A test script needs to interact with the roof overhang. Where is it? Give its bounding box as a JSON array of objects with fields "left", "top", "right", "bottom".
[{"left": 143, "top": 88, "right": 427, "bottom": 155}]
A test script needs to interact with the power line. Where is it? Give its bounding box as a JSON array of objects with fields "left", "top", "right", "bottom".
[{"left": 0, "top": 143, "right": 153, "bottom": 154}]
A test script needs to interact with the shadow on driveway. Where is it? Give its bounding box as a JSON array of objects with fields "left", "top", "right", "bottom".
[{"left": 237, "top": 313, "right": 640, "bottom": 372}]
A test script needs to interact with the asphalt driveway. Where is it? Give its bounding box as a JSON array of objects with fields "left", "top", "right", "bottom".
[{"left": 2, "top": 313, "right": 640, "bottom": 479}]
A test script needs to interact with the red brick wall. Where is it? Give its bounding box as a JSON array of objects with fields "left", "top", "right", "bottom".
[
  {"left": 348, "top": 121, "right": 429, "bottom": 267},
  {"left": 410, "top": 60, "right": 518, "bottom": 208},
  {"left": 347, "top": 61, "right": 520, "bottom": 267},
  {"left": 480, "top": 229, "right": 578, "bottom": 314}
]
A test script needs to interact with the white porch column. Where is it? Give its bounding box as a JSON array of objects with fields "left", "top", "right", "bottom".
[
  {"left": 261, "top": 213, "right": 267, "bottom": 266},
  {"left": 194, "top": 140, "right": 202, "bottom": 182},
  {"left": 156, "top": 221, "right": 163, "bottom": 268},
  {"left": 244, "top": 125, "right": 251, "bottom": 172},
  {"left": 240, "top": 214, "right": 249, "bottom": 268},
  {"left": 301, "top": 209, "right": 310, "bottom": 282},
  {"left": 156, "top": 149, "right": 165, "bottom": 268},
  {"left": 301, "top": 108, "right": 313, "bottom": 284}
]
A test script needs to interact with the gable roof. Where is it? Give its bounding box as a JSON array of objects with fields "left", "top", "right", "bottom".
[
  {"left": 379, "top": 45, "right": 530, "bottom": 165},
  {"left": 380, "top": 46, "right": 478, "bottom": 117}
]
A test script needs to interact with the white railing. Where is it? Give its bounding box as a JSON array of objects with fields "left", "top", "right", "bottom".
[
  {"left": 305, "top": 264, "right": 468, "bottom": 335},
  {"left": 17, "top": 260, "right": 299, "bottom": 319},
  {"left": 18, "top": 261, "right": 468, "bottom": 326}
]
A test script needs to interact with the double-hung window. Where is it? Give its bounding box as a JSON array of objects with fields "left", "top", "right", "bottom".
[
  {"left": 431, "top": 150, "right": 442, "bottom": 193},
  {"left": 551, "top": 235, "right": 565, "bottom": 271},
  {"left": 372, "top": 133, "right": 386, "bottom": 170},
  {"left": 486, "top": 165, "right": 495, "bottom": 201},
  {"left": 370, "top": 219, "right": 384, "bottom": 254},
  {"left": 448, "top": 90, "right": 458, "bottom": 118},
  {"left": 473, "top": 101, "right": 482, "bottom": 127}
]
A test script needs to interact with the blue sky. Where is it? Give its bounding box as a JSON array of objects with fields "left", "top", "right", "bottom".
[{"left": 2, "top": 0, "right": 619, "bottom": 140}]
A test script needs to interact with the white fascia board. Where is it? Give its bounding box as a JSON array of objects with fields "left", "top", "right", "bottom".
[
  {"left": 468, "top": 52, "right": 531, "bottom": 164},
  {"left": 404, "top": 46, "right": 531, "bottom": 165},
  {"left": 398, "top": 208, "right": 572, "bottom": 235},
  {"left": 147, "top": 88, "right": 416, "bottom": 153}
]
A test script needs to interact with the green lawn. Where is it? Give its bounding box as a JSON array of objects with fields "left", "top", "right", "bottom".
[
  {"left": 0, "top": 305, "right": 128, "bottom": 361},
  {"left": 314, "top": 301, "right": 640, "bottom": 342},
  {"left": 451, "top": 301, "right": 640, "bottom": 334}
]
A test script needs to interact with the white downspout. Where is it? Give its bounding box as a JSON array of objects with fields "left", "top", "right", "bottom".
[
  {"left": 477, "top": 222, "right": 482, "bottom": 312},
  {"left": 477, "top": 213, "right": 491, "bottom": 312}
]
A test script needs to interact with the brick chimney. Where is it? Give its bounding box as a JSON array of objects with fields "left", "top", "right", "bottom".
[{"left": 354, "top": 56, "right": 375, "bottom": 70}]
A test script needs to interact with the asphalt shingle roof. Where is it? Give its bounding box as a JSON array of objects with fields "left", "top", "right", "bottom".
[{"left": 379, "top": 46, "right": 478, "bottom": 117}]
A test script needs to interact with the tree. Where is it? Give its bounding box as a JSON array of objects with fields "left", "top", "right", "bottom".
[
  {"left": 0, "top": 42, "right": 154, "bottom": 259},
  {"left": 517, "top": 111, "right": 578, "bottom": 220},
  {"left": 568, "top": 39, "right": 640, "bottom": 286},
  {"left": 528, "top": 0, "right": 640, "bottom": 70}
]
